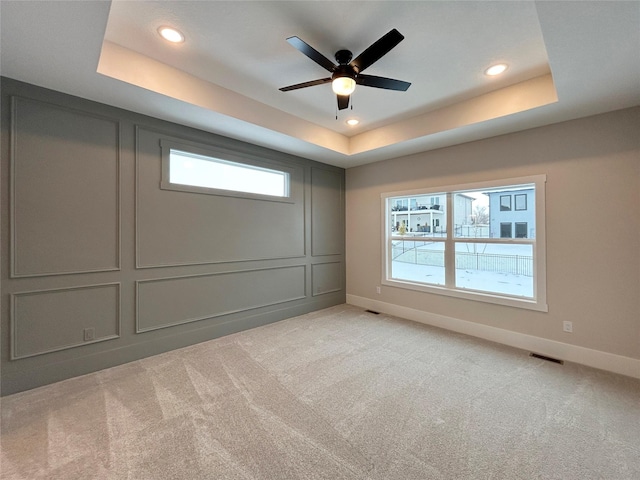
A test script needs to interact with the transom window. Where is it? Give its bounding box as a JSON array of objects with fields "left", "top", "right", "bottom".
[
  {"left": 160, "top": 140, "right": 292, "bottom": 202},
  {"left": 168, "top": 150, "right": 289, "bottom": 197},
  {"left": 382, "top": 175, "right": 547, "bottom": 311}
]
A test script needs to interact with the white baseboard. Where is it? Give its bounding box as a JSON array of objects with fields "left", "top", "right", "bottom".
[{"left": 346, "top": 294, "right": 640, "bottom": 380}]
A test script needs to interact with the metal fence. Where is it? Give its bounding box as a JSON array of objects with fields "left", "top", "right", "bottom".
[
  {"left": 455, "top": 251, "right": 533, "bottom": 276},
  {"left": 392, "top": 244, "right": 533, "bottom": 277},
  {"left": 392, "top": 245, "right": 444, "bottom": 266}
]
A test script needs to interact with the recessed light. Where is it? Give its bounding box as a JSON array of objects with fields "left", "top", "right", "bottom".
[
  {"left": 485, "top": 63, "right": 508, "bottom": 76},
  {"left": 346, "top": 118, "right": 359, "bottom": 126},
  {"left": 158, "top": 26, "right": 184, "bottom": 43}
]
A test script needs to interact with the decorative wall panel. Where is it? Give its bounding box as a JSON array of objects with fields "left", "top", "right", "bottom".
[
  {"left": 136, "top": 266, "right": 306, "bottom": 332},
  {"left": 10, "top": 97, "right": 120, "bottom": 277},
  {"left": 311, "top": 167, "right": 344, "bottom": 256},
  {"left": 11, "top": 283, "right": 120, "bottom": 359},
  {"left": 312, "top": 262, "right": 343, "bottom": 296}
]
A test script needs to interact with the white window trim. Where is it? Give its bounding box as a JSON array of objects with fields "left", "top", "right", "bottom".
[
  {"left": 160, "top": 139, "right": 294, "bottom": 203},
  {"left": 381, "top": 175, "right": 548, "bottom": 312}
]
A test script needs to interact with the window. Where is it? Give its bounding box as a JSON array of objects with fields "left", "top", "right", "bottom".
[
  {"left": 515, "top": 222, "right": 528, "bottom": 238},
  {"left": 500, "top": 222, "right": 512, "bottom": 238},
  {"left": 392, "top": 199, "right": 408, "bottom": 211},
  {"left": 382, "top": 175, "right": 547, "bottom": 311},
  {"left": 160, "top": 140, "right": 292, "bottom": 202},
  {"left": 168, "top": 150, "right": 288, "bottom": 197},
  {"left": 515, "top": 194, "right": 527, "bottom": 211}
]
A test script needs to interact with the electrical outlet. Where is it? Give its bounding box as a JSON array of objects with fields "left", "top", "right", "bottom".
[
  {"left": 562, "top": 321, "right": 573, "bottom": 333},
  {"left": 83, "top": 327, "right": 95, "bottom": 342},
  {"left": 376, "top": 286, "right": 381, "bottom": 294}
]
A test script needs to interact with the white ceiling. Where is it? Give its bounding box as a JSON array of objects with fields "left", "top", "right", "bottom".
[{"left": 1, "top": 1, "right": 639, "bottom": 168}]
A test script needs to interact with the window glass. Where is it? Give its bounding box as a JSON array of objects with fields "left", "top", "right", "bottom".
[
  {"left": 454, "top": 188, "right": 535, "bottom": 239},
  {"left": 455, "top": 243, "right": 534, "bottom": 297},
  {"left": 390, "top": 240, "right": 445, "bottom": 286},
  {"left": 454, "top": 192, "right": 487, "bottom": 239},
  {"left": 515, "top": 222, "right": 528, "bottom": 238},
  {"left": 515, "top": 194, "right": 527, "bottom": 211},
  {"left": 388, "top": 193, "right": 446, "bottom": 238},
  {"left": 168, "top": 149, "right": 289, "bottom": 198}
]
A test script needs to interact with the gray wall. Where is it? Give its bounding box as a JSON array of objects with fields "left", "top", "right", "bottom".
[{"left": 1, "top": 77, "right": 345, "bottom": 395}]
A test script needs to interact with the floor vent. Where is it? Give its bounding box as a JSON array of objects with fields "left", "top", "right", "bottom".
[
  {"left": 530, "top": 352, "right": 564, "bottom": 365},
  {"left": 365, "top": 309, "right": 380, "bottom": 315}
]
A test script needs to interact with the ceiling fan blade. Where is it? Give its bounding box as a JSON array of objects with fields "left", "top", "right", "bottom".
[
  {"left": 350, "top": 29, "right": 404, "bottom": 73},
  {"left": 356, "top": 74, "right": 411, "bottom": 91},
  {"left": 286, "top": 36, "right": 336, "bottom": 72},
  {"left": 337, "top": 94, "right": 350, "bottom": 110},
  {"left": 279, "top": 78, "right": 331, "bottom": 92}
]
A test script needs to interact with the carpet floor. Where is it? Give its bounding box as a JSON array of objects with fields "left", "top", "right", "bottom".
[{"left": 1, "top": 304, "right": 639, "bottom": 479}]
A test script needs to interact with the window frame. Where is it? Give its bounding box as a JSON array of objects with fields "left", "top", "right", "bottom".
[
  {"left": 500, "top": 195, "right": 512, "bottom": 211},
  {"left": 500, "top": 222, "right": 513, "bottom": 238},
  {"left": 515, "top": 222, "right": 528, "bottom": 238},
  {"left": 381, "top": 175, "right": 547, "bottom": 312},
  {"left": 515, "top": 193, "right": 527, "bottom": 211},
  {"left": 160, "top": 139, "right": 295, "bottom": 204}
]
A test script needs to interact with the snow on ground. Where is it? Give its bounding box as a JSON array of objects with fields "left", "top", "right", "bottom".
[
  {"left": 393, "top": 240, "right": 533, "bottom": 255},
  {"left": 391, "top": 240, "right": 535, "bottom": 297},
  {"left": 392, "top": 261, "right": 533, "bottom": 298}
]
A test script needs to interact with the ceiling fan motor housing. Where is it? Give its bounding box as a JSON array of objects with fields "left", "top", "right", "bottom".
[
  {"left": 332, "top": 64, "right": 357, "bottom": 82},
  {"left": 335, "top": 49, "right": 353, "bottom": 66}
]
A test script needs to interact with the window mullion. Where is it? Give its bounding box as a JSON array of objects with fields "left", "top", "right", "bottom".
[{"left": 444, "top": 192, "right": 455, "bottom": 287}]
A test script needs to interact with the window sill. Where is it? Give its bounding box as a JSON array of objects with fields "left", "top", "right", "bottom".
[{"left": 382, "top": 277, "right": 548, "bottom": 312}]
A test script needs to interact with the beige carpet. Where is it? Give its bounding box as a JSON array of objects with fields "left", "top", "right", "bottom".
[{"left": 1, "top": 304, "right": 639, "bottom": 479}]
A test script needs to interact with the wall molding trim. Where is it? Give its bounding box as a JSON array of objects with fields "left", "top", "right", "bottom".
[
  {"left": 311, "top": 261, "right": 343, "bottom": 297},
  {"left": 346, "top": 294, "right": 640, "bottom": 379},
  {"left": 11, "top": 283, "right": 121, "bottom": 360},
  {"left": 10, "top": 95, "right": 122, "bottom": 277},
  {"left": 135, "top": 265, "right": 307, "bottom": 333}
]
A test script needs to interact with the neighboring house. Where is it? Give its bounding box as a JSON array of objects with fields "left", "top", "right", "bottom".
[
  {"left": 453, "top": 193, "right": 475, "bottom": 232},
  {"left": 487, "top": 188, "right": 535, "bottom": 238},
  {"left": 391, "top": 193, "right": 474, "bottom": 234}
]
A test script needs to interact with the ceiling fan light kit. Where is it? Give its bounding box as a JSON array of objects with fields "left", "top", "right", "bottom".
[
  {"left": 280, "top": 29, "right": 411, "bottom": 111},
  {"left": 332, "top": 76, "right": 356, "bottom": 95}
]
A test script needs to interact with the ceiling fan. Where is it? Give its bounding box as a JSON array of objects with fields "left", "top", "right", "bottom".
[{"left": 279, "top": 29, "right": 411, "bottom": 110}]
